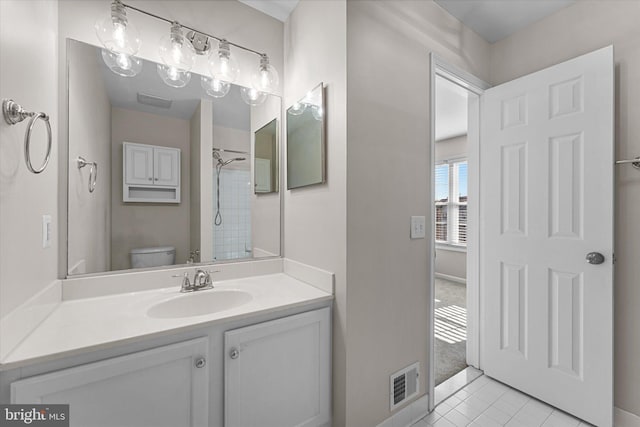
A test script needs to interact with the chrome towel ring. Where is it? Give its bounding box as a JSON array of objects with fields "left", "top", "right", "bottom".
[
  {"left": 2, "top": 99, "right": 52, "bottom": 174},
  {"left": 77, "top": 157, "right": 98, "bottom": 193}
]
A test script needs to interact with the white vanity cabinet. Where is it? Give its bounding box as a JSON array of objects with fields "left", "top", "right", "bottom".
[
  {"left": 123, "top": 142, "right": 181, "bottom": 203},
  {"left": 224, "top": 307, "right": 331, "bottom": 427},
  {"left": 10, "top": 338, "right": 209, "bottom": 427}
]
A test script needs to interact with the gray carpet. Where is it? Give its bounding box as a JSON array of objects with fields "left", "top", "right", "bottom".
[{"left": 434, "top": 278, "right": 467, "bottom": 386}]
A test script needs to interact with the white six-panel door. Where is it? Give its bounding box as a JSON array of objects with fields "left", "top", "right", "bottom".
[{"left": 480, "top": 46, "right": 614, "bottom": 427}]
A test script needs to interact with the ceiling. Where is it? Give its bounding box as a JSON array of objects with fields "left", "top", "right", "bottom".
[
  {"left": 434, "top": 0, "right": 576, "bottom": 43},
  {"left": 238, "top": 0, "right": 300, "bottom": 22},
  {"left": 435, "top": 76, "right": 468, "bottom": 141}
]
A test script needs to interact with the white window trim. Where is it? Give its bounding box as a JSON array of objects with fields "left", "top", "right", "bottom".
[{"left": 435, "top": 158, "right": 467, "bottom": 247}]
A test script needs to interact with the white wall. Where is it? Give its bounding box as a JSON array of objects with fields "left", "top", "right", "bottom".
[
  {"left": 0, "top": 1, "right": 59, "bottom": 339},
  {"left": 345, "top": 2, "right": 490, "bottom": 425},
  {"left": 284, "top": 0, "right": 348, "bottom": 424},
  {"left": 489, "top": 1, "right": 640, "bottom": 416},
  {"left": 67, "top": 40, "right": 111, "bottom": 275}
]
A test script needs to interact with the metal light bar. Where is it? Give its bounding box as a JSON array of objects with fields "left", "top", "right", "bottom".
[{"left": 121, "top": 1, "right": 266, "bottom": 57}]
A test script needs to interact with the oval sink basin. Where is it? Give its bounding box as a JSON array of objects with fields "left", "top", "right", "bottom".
[{"left": 147, "top": 290, "right": 252, "bottom": 319}]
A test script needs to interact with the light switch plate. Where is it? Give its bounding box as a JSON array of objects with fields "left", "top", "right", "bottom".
[
  {"left": 42, "top": 215, "right": 52, "bottom": 248},
  {"left": 411, "top": 216, "right": 426, "bottom": 239}
]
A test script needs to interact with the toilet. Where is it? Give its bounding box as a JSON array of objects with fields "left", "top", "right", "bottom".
[{"left": 130, "top": 246, "right": 176, "bottom": 268}]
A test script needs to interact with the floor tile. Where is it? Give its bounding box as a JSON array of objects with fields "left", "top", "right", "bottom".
[
  {"left": 482, "top": 405, "right": 512, "bottom": 424},
  {"left": 541, "top": 411, "right": 580, "bottom": 427},
  {"left": 433, "top": 417, "right": 458, "bottom": 427},
  {"left": 471, "top": 414, "right": 504, "bottom": 427},
  {"left": 443, "top": 409, "right": 472, "bottom": 427}
]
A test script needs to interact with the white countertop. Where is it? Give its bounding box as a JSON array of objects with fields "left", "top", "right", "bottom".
[{"left": 0, "top": 273, "right": 332, "bottom": 369}]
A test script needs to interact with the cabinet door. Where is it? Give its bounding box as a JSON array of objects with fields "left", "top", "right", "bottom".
[
  {"left": 225, "top": 308, "right": 331, "bottom": 427},
  {"left": 124, "top": 143, "right": 154, "bottom": 185},
  {"left": 154, "top": 147, "right": 180, "bottom": 187},
  {"left": 11, "top": 338, "right": 209, "bottom": 427}
]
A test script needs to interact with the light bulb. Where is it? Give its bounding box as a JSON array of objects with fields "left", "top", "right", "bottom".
[
  {"left": 101, "top": 49, "right": 142, "bottom": 77},
  {"left": 240, "top": 87, "right": 267, "bottom": 106},
  {"left": 251, "top": 54, "right": 279, "bottom": 93},
  {"left": 157, "top": 64, "right": 191, "bottom": 88},
  {"left": 208, "top": 39, "right": 239, "bottom": 83},
  {"left": 311, "top": 105, "right": 324, "bottom": 121},
  {"left": 158, "top": 22, "right": 196, "bottom": 72},
  {"left": 201, "top": 76, "right": 230, "bottom": 98},
  {"left": 288, "top": 102, "right": 306, "bottom": 116},
  {"left": 95, "top": 0, "right": 141, "bottom": 56}
]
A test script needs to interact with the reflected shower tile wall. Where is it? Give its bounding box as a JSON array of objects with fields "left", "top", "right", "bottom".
[{"left": 213, "top": 169, "right": 252, "bottom": 261}]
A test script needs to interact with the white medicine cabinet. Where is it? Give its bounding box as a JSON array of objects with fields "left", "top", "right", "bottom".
[{"left": 123, "top": 142, "right": 181, "bottom": 203}]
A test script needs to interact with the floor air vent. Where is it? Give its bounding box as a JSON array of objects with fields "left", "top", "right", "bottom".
[{"left": 390, "top": 362, "right": 420, "bottom": 410}]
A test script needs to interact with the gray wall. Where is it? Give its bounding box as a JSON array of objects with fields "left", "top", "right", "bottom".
[
  {"left": 110, "top": 108, "right": 190, "bottom": 271},
  {"left": 345, "top": 2, "right": 490, "bottom": 425},
  {"left": 489, "top": 0, "right": 640, "bottom": 416},
  {"left": 284, "top": 0, "right": 348, "bottom": 424},
  {"left": 0, "top": 0, "right": 59, "bottom": 326}
]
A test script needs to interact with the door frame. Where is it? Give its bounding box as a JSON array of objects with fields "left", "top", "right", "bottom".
[{"left": 428, "top": 54, "right": 490, "bottom": 411}]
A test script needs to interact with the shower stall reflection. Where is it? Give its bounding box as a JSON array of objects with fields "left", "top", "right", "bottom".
[{"left": 212, "top": 148, "right": 252, "bottom": 261}]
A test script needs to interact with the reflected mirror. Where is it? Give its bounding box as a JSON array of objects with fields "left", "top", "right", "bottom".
[
  {"left": 67, "top": 39, "right": 281, "bottom": 276},
  {"left": 286, "top": 83, "right": 325, "bottom": 189},
  {"left": 254, "top": 119, "right": 278, "bottom": 194}
]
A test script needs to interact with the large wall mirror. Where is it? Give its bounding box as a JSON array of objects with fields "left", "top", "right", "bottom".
[
  {"left": 287, "top": 83, "right": 325, "bottom": 189},
  {"left": 67, "top": 39, "right": 281, "bottom": 276}
]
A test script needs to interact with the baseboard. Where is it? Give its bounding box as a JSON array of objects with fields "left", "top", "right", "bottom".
[
  {"left": 435, "top": 272, "right": 467, "bottom": 285},
  {"left": 615, "top": 408, "right": 640, "bottom": 427},
  {"left": 376, "top": 394, "right": 429, "bottom": 427}
]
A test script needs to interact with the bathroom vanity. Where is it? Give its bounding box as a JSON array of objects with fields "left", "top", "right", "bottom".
[{"left": 0, "top": 264, "right": 333, "bottom": 427}]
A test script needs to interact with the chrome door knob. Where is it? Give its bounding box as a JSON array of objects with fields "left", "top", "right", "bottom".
[
  {"left": 586, "top": 252, "right": 605, "bottom": 265},
  {"left": 195, "top": 357, "right": 206, "bottom": 368},
  {"left": 229, "top": 348, "right": 239, "bottom": 359}
]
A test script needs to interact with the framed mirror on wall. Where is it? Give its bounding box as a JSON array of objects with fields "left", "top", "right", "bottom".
[
  {"left": 286, "top": 82, "right": 325, "bottom": 189},
  {"left": 66, "top": 39, "right": 282, "bottom": 277}
]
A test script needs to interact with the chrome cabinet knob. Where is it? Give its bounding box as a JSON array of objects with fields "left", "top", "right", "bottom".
[
  {"left": 195, "top": 357, "right": 206, "bottom": 368},
  {"left": 586, "top": 252, "right": 605, "bottom": 265},
  {"left": 230, "top": 348, "right": 239, "bottom": 359}
]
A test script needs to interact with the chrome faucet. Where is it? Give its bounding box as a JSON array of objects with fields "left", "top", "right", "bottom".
[{"left": 172, "top": 269, "right": 216, "bottom": 293}]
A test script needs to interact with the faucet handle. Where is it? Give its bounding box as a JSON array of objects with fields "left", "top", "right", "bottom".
[{"left": 172, "top": 272, "right": 192, "bottom": 292}]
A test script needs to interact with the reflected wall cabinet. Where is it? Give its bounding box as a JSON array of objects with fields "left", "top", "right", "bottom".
[{"left": 123, "top": 142, "right": 181, "bottom": 203}]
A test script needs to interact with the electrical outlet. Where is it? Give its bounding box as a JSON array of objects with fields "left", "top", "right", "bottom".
[
  {"left": 410, "top": 216, "right": 425, "bottom": 239},
  {"left": 42, "top": 215, "right": 52, "bottom": 248}
]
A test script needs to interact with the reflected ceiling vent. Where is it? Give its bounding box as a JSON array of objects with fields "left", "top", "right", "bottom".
[{"left": 137, "top": 92, "right": 172, "bottom": 109}]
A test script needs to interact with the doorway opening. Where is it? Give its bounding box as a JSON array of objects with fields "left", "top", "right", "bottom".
[{"left": 428, "top": 55, "right": 490, "bottom": 409}]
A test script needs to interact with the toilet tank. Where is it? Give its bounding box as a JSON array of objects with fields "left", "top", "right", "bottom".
[{"left": 130, "top": 246, "right": 176, "bottom": 268}]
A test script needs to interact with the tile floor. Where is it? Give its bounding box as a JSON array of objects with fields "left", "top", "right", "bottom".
[{"left": 413, "top": 375, "right": 592, "bottom": 427}]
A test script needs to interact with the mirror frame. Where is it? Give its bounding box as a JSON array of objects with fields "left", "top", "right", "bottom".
[{"left": 286, "top": 82, "right": 326, "bottom": 190}]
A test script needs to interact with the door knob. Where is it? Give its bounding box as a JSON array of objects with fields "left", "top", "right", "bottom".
[
  {"left": 195, "top": 357, "right": 206, "bottom": 368},
  {"left": 229, "top": 348, "right": 239, "bottom": 359},
  {"left": 586, "top": 252, "right": 605, "bottom": 265}
]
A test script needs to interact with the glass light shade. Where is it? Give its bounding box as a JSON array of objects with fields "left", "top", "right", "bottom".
[
  {"left": 311, "top": 105, "right": 324, "bottom": 121},
  {"left": 157, "top": 64, "right": 191, "bottom": 88},
  {"left": 158, "top": 25, "right": 197, "bottom": 72},
  {"left": 288, "top": 102, "right": 306, "bottom": 116},
  {"left": 201, "top": 76, "right": 230, "bottom": 98},
  {"left": 251, "top": 55, "right": 279, "bottom": 93},
  {"left": 240, "top": 87, "right": 267, "bottom": 106},
  {"left": 101, "top": 49, "right": 142, "bottom": 77},
  {"left": 208, "top": 40, "right": 239, "bottom": 83},
  {"left": 95, "top": 15, "right": 141, "bottom": 56}
]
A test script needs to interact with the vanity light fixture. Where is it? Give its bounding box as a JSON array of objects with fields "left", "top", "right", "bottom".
[
  {"left": 95, "top": 0, "right": 141, "bottom": 76},
  {"left": 288, "top": 101, "right": 306, "bottom": 116},
  {"left": 95, "top": 0, "right": 279, "bottom": 99},
  {"left": 251, "top": 54, "right": 279, "bottom": 93},
  {"left": 240, "top": 87, "right": 267, "bottom": 106},
  {"left": 208, "top": 39, "right": 240, "bottom": 84},
  {"left": 201, "top": 76, "right": 231, "bottom": 98},
  {"left": 157, "top": 22, "right": 196, "bottom": 88}
]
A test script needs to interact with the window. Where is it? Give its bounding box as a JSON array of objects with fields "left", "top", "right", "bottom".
[{"left": 435, "top": 159, "right": 467, "bottom": 246}]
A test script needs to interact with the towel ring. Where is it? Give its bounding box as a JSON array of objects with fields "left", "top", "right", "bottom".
[
  {"left": 77, "top": 157, "right": 98, "bottom": 193},
  {"left": 3, "top": 99, "right": 53, "bottom": 174}
]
